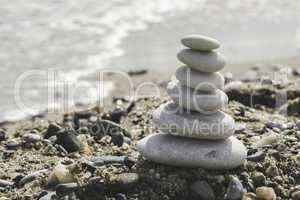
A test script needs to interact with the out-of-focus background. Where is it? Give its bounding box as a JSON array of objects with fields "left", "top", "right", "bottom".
[{"left": 1, "top": 0, "right": 300, "bottom": 122}]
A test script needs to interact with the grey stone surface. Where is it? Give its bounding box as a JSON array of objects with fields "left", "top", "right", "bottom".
[
  {"left": 175, "top": 65, "right": 224, "bottom": 91},
  {"left": 167, "top": 80, "right": 228, "bottom": 113},
  {"left": 190, "top": 180, "right": 215, "bottom": 200},
  {"left": 137, "top": 134, "right": 247, "bottom": 169},
  {"left": 181, "top": 34, "right": 220, "bottom": 51},
  {"left": 177, "top": 49, "right": 226, "bottom": 73},
  {"left": 152, "top": 102, "right": 235, "bottom": 139}
]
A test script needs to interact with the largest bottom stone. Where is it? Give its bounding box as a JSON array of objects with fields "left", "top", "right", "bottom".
[{"left": 137, "top": 134, "right": 246, "bottom": 169}]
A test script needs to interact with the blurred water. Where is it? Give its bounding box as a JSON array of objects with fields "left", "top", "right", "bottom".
[{"left": 0, "top": 0, "right": 300, "bottom": 122}]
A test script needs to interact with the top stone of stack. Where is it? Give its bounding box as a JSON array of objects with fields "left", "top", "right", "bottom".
[
  {"left": 178, "top": 34, "right": 225, "bottom": 73},
  {"left": 181, "top": 34, "right": 220, "bottom": 51}
]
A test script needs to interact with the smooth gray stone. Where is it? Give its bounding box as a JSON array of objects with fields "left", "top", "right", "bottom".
[
  {"left": 177, "top": 49, "right": 226, "bottom": 73},
  {"left": 152, "top": 102, "right": 235, "bottom": 139},
  {"left": 175, "top": 66, "right": 224, "bottom": 91},
  {"left": 181, "top": 34, "right": 220, "bottom": 51},
  {"left": 167, "top": 80, "right": 228, "bottom": 113},
  {"left": 137, "top": 134, "right": 247, "bottom": 169}
]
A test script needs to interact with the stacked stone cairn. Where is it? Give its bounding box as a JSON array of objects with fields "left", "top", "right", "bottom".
[{"left": 138, "top": 35, "right": 247, "bottom": 169}]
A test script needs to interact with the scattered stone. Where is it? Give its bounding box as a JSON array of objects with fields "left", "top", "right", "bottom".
[
  {"left": 19, "top": 169, "right": 49, "bottom": 186},
  {"left": 177, "top": 49, "right": 226, "bottom": 72},
  {"left": 46, "top": 164, "right": 74, "bottom": 188},
  {"left": 225, "top": 176, "right": 245, "bottom": 200},
  {"left": 256, "top": 187, "right": 276, "bottom": 200},
  {"left": 110, "top": 131, "right": 124, "bottom": 147},
  {"left": 91, "top": 156, "right": 135, "bottom": 167},
  {"left": 0, "top": 129, "right": 6, "bottom": 141},
  {"left": 0, "top": 179, "right": 14, "bottom": 188},
  {"left": 55, "top": 182, "right": 79, "bottom": 197},
  {"left": 102, "top": 108, "right": 126, "bottom": 124},
  {"left": 153, "top": 102, "right": 235, "bottom": 139},
  {"left": 109, "top": 173, "right": 139, "bottom": 192},
  {"left": 22, "top": 133, "right": 42, "bottom": 143},
  {"left": 138, "top": 134, "right": 246, "bottom": 168},
  {"left": 175, "top": 65, "right": 224, "bottom": 91},
  {"left": 39, "top": 192, "right": 57, "bottom": 200},
  {"left": 247, "top": 150, "right": 265, "bottom": 162},
  {"left": 181, "top": 34, "right": 220, "bottom": 51},
  {"left": 56, "top": 130, "right": 81, "bottom": 153},
  {"left": 44, "top": 123, "right": 62, "bottom": 139},
  {"left": 5, "top": 139, "right": 22, "bottom": 150},
  {"left": 292, "top": 190, "right": 300, "bottom": 200},
  {"left": 242, "top": 192, "right": 256, "bottom": 200},
  {"left": 127, "top": 69, "right": 147, "bottom": 76},
  {"left": 90, "top": 119, "right": 131, "bottom": 139},
  {"left": 115, "top": 193, "right": 127, "bottom": 200},
  {"left": 167, "top": 80, "right": 228, "bottom": 113},
  {"left": 265, "top": 165, "right": 279, "bottom": 177},
  {"left": 252, "top": 172, "right": 266, "bottom": 187},
  {"left": 190, "top": 180, "right": 215, "bottom": 200},
  {"left": 252, "top": 132, "right": 280, "bottom": 148}
]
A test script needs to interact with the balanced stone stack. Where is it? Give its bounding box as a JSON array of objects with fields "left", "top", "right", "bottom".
[{"left": 138, "top": 35, "right": 247, "bottom": 169}]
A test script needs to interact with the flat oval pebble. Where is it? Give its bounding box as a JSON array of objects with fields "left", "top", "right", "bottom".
[
  {"left": 175, "top": 66, "right": 224, "bottom": 91},
  {"left": 177, "top": 49, "right": 226, "bottom": 73},
  {"left": 137, "top": 134, "right": 246, "bottom": 169},
  {"left": 167, "top": 80, "right": 228, "bottom": 114},
  {"left": 181, "top": 35, "right": 220, "bottom": 51},
  {"left": 152, "top": 101, "right": 235, "bottom": 139}
]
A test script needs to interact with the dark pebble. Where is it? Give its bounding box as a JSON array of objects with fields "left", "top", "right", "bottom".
[
  {"left": 55, "top": 182, "right": 79, "bottom": 197},
  {"left": 56, "top": 130, "right": 81, "bottom": 153},
  {"left": 109, "top": 173, "right": 139, "bottom": 192},
  {"left": 5, "top": 139, "right": 22, "bottom": 150},
  {"left": 102, "top": 108, "right": 126, "bottom": 124},
  {"left": 90, "top": 120, "right": 131, "bottom": 139},
  {"left": 73, "top": 111, "right": 93, "bottom": 129},
  {"left": 127, "top": 69, "right": 147, "bottom": 76},
  {"left": 225, "top": 177, "right": 244, "bottom": 200},
  {"left": 44, "top": 123, "right": 62, "bottom": 139},
  {"left": 111, "top": 132, "right": 124, "bottom": 147},
  {"left": 252, "top": 172, "right": 266, "bottom": 187},
  {"left": 0, "top": 129, "right": 6, "bottom": 141},
  {"left": 3, "top": 150, "right": 15, "bottom": 158},
  {"left": 19, "top": 169, "right": 49, "bottom": 186},
  {"left": 265, "top": 122, "right": 284, "bottom": 130},
  {"left": 190, "top": 180, "right": 215, "bottom": 200},
  {"left": 125, "top": 101, "right": 135, "bottom": 113},
  {"left": 0, "top": 179, "right": 14, "bottom": 188},
  {"left": 39, "top": 191, "right": 57, "bottom": 200},
  {"left": 247, "top": 150, "right": 265, "bottom": 162},
  {"left": 116, "top": 193, "right": 127, "bottom": 200}
]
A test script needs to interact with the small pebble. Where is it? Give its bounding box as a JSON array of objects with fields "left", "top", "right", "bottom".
[
  {"left": 265, "top": 165, "right": 279, "bottom": 177},
  {"left": 0, "top": 179, "right": 14, "bottom": 188},
  {"left": 190, "top": 180, "right": 215, "bottom": 200},
  {"left": 292, "top": 190, "right": 300, "bottom": 200},
  {"left": 247, "top": 150, "right": 265, "bottom": 162},
  {"left": 225, "top": 176, "right": 245, "bottom": 200},
  {"left": 19, "top": 169, "right": 49, "bottom": 186},
  {"left": 115, "top": 193, "right": 127, "bottom": 200},
  {"left": 0, "top": 129, "right": 6, "bottom": 141},
  {"left": 39, "top": 191, "right": 57, "bottom": 200},
  {"left": 56, "top": 130, "right": 81, "bottom": 153},
  {"left": 252, "top": 172, "right": 266, "bottom": 187},
  {"left": 256, "top": 186, "right": 276, "bottom": 200},
  {"left": 110, "top": 132, "right": 124, "bottom": 147},
  {"left": 109, "top": 173, "right": 139, "bottom": 192},
  {"left": 253, "top": 132, "right": 280, "bottom": 148},
  {"left": 55, "top": 182, "right": 79, "bottom": 197},
  {"left": 242, "top": 192, "right": 256, "bottom": 200},
  {"left": 44, "top": 123, "right": 62, "bottom": 139},
  {"left": 5, "top": 139, "right": 22, "bottom": 150},
  {"left": 22, "top": 133, "right": 42, "bottom": 143}
]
